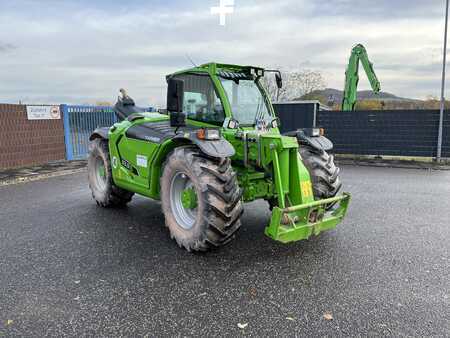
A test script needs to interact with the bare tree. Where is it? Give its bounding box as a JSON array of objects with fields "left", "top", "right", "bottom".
[
  {"left": 262, "top": 68, "right": 326, "bottom": 102},
  {"left": 295, "top": 70, "right": 326, "bottom": 98},
  {"left": 261, "top": 74, "right": 280, "bottom": 102}
]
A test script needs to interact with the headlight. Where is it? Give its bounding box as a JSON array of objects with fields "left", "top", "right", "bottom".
[
  {"left": 197, "top": 128, "right": 221, "bottom": 140},
  {"left": 311, "top": 128, "right": 320, "bottom": 137},
  {"left": 304, "top": 128, "right": 325, "bottom": 137}
]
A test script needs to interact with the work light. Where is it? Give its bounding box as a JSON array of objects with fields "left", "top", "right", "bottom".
[{"left": 196, "top": 128, "right": 221, "bottom": 140}]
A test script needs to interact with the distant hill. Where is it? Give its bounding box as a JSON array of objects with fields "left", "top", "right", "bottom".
[
  {"left": 301, "top": 88, "right": 416, "bottom": 104},
  {"left": 296, "top": 88, "right": 440, "bottom": 110}
]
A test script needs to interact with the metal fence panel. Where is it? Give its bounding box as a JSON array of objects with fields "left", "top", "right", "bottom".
[
  {"left": 63, "top": 105, "right": 449, "bottom": 159},
  {"left": 273, "top": 105, "right": 450, "bottom": 158},
  {"left": 62, "top": 105, "right": 118, "bottom": 160},
  {"left": 442, "top": 110, "right": 450, "bottom": 157},
  {"left": 317, "top": 110, "right": 445, "bottom": 157},
  {"left": 273, "top": 102, "right": 317, "bottom": 133}
]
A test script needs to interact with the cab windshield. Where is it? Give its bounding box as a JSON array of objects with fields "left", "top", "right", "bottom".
[{"left": 219, "top": 77, "right": 271, "bottom": 125}]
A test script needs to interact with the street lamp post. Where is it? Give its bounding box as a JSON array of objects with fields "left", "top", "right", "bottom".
[{"left": 438, "top": 0, "right": 449, "bottom": 161}]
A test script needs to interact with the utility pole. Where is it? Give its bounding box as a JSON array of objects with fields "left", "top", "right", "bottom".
[{"left": 437, "top": 0, "right": 449, "bottom": 161}]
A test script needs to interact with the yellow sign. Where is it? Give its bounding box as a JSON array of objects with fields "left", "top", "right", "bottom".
[{"left": 301, "top": 181, "right": 313, "bottom": 198}]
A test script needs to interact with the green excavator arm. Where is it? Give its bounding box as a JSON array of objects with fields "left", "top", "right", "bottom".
[{"left": 342, "top": 44, "right": 381, "bottom": 111}]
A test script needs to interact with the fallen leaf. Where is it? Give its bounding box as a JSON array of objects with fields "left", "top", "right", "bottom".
[
  {"left": 286, "top": 317, "right": 295, "bottom": 321},
  {"left": 237, "top": 323, "right": 248, "bottom": 329},
  {"left": 323, "top": 312, "right": 333, "bottom": 321},
  {"left": 6, "top": 320, "right": 13, "bottom": 326}
]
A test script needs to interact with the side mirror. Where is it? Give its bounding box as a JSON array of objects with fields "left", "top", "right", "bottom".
[
  {"left": 225, "top": 117, "right": 240, "bottom": 130},
  {"left": 270, "top": 117, "right": 280, "bottom": 129},
  {"left": 167, "top": 78, "right": 185, "bottom": 127},
  {"left": 275, "top": 72, "right": 283, "bottom": 89}
]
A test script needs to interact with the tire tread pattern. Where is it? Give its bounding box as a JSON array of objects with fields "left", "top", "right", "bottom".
[
  {"left": 88, "top": 138, "right": 134, "bottom": 207},
  {"left": 162, "top": 147, "right": 243, "bottom": 251},
  {"left": 298, "top": 145, "right": 342, "bottom": 200}
]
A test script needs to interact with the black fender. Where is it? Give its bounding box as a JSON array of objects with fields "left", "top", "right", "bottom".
[
  {"left": 89, "top": 127, "right": 110, "bottom": 141},
  {"left": 173, "top": 132, "right": 235, "bottom": 158},
  {"left": 285, "top": 129, "right": 334, "bottom": 152}
]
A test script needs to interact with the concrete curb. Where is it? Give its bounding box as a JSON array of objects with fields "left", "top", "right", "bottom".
[
  {"left": 0, "top": 160, "right": 87, "bottom": 186},
  {"left": 0, "top": 167, "right": 87, "bottom": 186},
  {"left": 336, "top": 158, "right": 450, "bottom": 170}
]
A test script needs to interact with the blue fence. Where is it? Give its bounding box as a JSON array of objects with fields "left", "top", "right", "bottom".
[
  {"left": 62, "top": 105, "right": 154, "bottom": 160},
  {"left": 62, "top": 105, "right": 117, "bottom": 160}
]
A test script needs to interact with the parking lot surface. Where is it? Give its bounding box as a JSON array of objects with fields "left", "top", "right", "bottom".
[{"left": 1, "top": 165, "right": 449, "bottom": 336}]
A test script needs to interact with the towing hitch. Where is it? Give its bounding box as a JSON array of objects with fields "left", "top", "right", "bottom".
[{"left": 265, "top": 193, "right": 351, "bottom": 243}]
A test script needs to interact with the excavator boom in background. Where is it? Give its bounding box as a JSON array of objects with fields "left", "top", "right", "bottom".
[{"left": 342, "top": 44, "right": 381, "bottom": 111}]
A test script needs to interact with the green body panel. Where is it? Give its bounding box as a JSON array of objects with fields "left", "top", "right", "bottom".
[
  {"left": 108, "top": 112, "right": 171, "bottom": 198},
  {"left": 342, "top": 44, "right": 381, "bottom": 111},
  {"left": 105, "top": 63, "right": 350, "bottom": 243}
]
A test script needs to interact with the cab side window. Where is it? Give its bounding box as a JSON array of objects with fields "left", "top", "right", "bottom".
[{"left": 175, "top": 74, "right": 225, "bottom": 125}]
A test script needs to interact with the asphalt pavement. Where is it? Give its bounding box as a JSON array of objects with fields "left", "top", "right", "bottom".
[{"left": 0, "top": 165, "right": 449, "bottom": 336}]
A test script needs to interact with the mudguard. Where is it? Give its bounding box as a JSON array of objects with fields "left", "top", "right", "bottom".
[
  {"left": 173, "top": 132, "right": 235, "bottom": 158},
  {"left": 284, "top": 130, "right": 333, "bottom": 152},
  {"left": 124, "top": 120, "right": 234, "bottom": 158},
  {"left": 89, "top": 127, "right": 110, "bottom": 141}
]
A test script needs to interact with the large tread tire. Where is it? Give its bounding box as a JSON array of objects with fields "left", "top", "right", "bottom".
[
  {"left": 88, "top": 138, "right": 134, "bottom": 207},
  {"left": 161, "top": 146, "right": 244, "bottom": 252},
  {"left": 299, "top": 145, "right": 342, "bottom": 200}
]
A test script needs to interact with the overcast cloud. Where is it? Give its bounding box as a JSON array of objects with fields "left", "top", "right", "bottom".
[{"left": 0, "top": 0, "right": 446, "bottom": 106}]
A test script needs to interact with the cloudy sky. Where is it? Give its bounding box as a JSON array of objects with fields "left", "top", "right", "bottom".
[{"left": 0, "top": 0, "right": 446, "bottom": 106}]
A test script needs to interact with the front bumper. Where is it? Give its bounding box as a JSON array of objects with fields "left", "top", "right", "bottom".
[{"left": 265, "top": 193, "right": 351, "bottom": 243}]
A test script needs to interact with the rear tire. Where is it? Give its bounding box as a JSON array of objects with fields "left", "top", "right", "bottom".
[
  {"left": 88, "top": 138, "right": 134, "bottom": 207},
  {"left": 161, "top": 147, "right": 243, "bottom": 252},
  {"left": 299, "top": 145, "right": 342, "bottom": 200}
]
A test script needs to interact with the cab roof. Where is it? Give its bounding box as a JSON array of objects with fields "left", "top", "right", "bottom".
[{"left": 167, "top": 62, "right": 265, "bottom": 79}]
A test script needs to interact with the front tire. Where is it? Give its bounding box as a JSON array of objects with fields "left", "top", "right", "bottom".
[
  {"left": 299, "top": 144, "right": 342, "bottom": 200},
  {"left": 161, "top": 147, "right": 243, "bottom": 252},
  {"left": 88, "top": 138, "right": 134, "bottom": 207}
]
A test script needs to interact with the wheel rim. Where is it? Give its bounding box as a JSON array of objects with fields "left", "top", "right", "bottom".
[
  {"left": 170, "top": 172, "right": 198, "bottom": 230},
  {"left": 93, "top": 156, "right": 107, "bottom": 191}
]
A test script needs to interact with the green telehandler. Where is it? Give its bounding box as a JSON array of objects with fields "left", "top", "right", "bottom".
[{"left": 88, "top": 63, "right": 350, "bottom": 252}]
